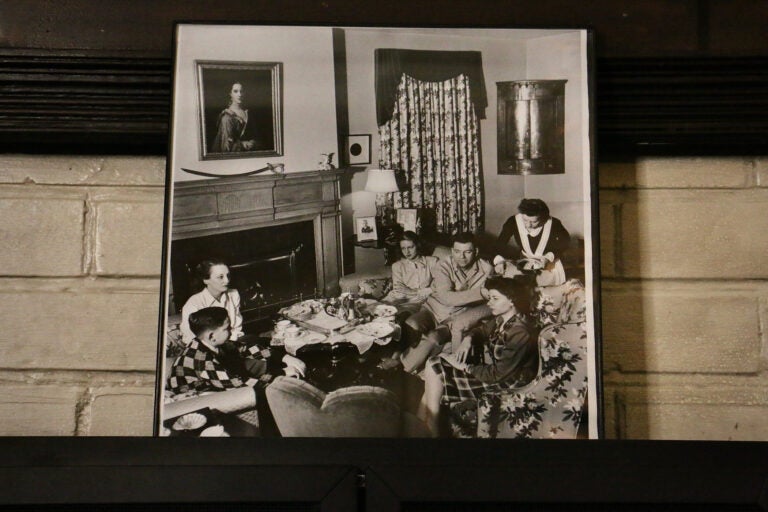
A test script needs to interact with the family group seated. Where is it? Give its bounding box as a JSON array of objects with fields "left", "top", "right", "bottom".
[{"left": 164, "top": 197, "right": 586, "bottom": 438}]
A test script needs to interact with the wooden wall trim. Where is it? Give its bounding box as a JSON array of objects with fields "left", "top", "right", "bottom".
[
  {"left": 0, "top": 51, "right": 170, "bottom": 154},
  {"left": 597, "top": 57, "right": 768, "bottom": 155},
  {"left": 0, "top": 51, "right": 765, "bottom": 156}
]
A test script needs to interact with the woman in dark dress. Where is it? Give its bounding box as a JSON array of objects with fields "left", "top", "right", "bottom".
[
  {"left": 418, "top": 276, "right": 539, "bottom": 436},
  {"left": 211, "top": 82, "right": 256, "bottom": 153},
  {"left": 495, "top": 198, "right": 570, "bottom": 285}
]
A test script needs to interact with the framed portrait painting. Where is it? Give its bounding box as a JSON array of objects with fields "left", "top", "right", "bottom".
[
  {"left": 157, "top": 23, "right": 601, "bottom": 440},
  {"left": 196, "top": 60, "right": 283, "bottom": 160}
]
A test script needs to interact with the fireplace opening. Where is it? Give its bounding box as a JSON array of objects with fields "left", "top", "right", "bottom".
[{"left": 170, "top": 221, "right": 317, "bottom": 328}]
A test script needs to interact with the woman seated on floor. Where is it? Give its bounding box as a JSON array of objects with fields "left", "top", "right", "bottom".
[
  {"left": 418, "top": 275, "right": 539, "bottom": 436},
  {"left": 180, "top": 258, "right": 245, "bottom": 344},
  {"left": 379, "top": 231, "right": 439, "bottom": 369},
  {"left": 178, "top": 257, "right": 272, "bottom": 378}
]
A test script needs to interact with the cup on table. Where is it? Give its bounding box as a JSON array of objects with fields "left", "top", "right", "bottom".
[
  {"left": 284, "top": 325, "right": 303, "bottom": 339},
  {"left": 275, "top": 319, "right": 292, "bottom": 335}
]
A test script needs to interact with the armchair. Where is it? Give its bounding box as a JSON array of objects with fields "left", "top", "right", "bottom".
[
  {"left": 476, "top": 278, "right": 588, "bottom": 438},
  {"left": 447, "top": 279, "right": 588, "bottom": 438},
  {"left": 265, "top": 376, "right": 430, "bottom": 437}
]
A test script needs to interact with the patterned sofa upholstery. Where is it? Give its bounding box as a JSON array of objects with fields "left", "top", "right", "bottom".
[{"left": 448, "top": 279, "right": 588, "bottom": 438}]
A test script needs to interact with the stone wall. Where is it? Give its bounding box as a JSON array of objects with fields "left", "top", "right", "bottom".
[
  {"left": 0, "top": 155, "right": 766, "bottom": 439},
  {"left": 600, "top": 157, "right": 768, "bottom": 440}
]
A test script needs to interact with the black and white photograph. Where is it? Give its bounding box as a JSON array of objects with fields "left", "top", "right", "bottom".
[
  {"left": 196, "top": 60, "right": 283, "bottom": 160},
  {"left": 158, "top": 24, "right": 599, "bottom": 439},
  {"left": 355, "top": 216, "right": 378, "bottom": 241}
]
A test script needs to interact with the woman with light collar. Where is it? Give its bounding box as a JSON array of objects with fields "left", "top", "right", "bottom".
[
  {"left": 180, "top": 258, "right": 244, "bottom": 345},
  {"left": 495, "top": 198, "right": 570, "bottom": 286}
]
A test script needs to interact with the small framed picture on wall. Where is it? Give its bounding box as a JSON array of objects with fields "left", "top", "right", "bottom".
[
  {"left": 344, "top": 134, "right": 371, "bottom": 165},
  {"left": 355, "top": 216, "right": 378, "bottom": 241},
  {"left": 396, "top": 208, "right": 419, "bottom": 233}
]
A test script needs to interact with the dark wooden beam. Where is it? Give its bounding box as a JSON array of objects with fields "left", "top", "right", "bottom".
[
  {"left": 0, "top": 1, "right": 765, "bottom": 155},
  {"left": 1, "top": 51, "right": 765, "bottom": 156}
]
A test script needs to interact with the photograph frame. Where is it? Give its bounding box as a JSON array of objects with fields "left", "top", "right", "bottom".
[
  {"left": 355, "top": 215, "right": 378, "bottom": 241},
  {"left": 196, "top": 60, "right": 283, "bottom": 160},
  {"left": 395, "top": 208, "right": 419, "bottom": 233},
  {"left": 344, "top": 133, "right": 372, "bottom": 165},
  {"left": 157, "top": 22, "right": 602, "bottom": 441}
]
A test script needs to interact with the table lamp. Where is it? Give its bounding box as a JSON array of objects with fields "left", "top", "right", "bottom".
[{"left": 364, "top": 168, "right": 400, "bottom": 227}]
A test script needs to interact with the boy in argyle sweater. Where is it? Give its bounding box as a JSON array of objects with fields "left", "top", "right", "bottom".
[{"left": 167, "top": 306, "right": 305, "bottom": 394}]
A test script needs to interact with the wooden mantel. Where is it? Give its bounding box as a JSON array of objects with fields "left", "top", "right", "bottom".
[{"left": 171, "top": 170, "right": 345, "bottom": 297}]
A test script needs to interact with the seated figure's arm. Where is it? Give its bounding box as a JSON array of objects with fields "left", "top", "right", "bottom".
[
  {"left": 496, "top": 217, "right": 523, "bottom": 259},
  {"left": 429, "top": 261, "right": 486, "bottom": 307},
  {"left": 390, "top": 261, "right": 420, "bottom": 299},
  {"left": 192, "top": 352, "right": 247, "bottom": 390},
  {"left": 180, "top": 298, "right": 202, "bottom": 344},
  {"left": 229, "top": 289, "right": 244, "bottom": 340},
  {"left": 465, "top": 325, "right": 534, "bottom": 384},
  {"left": 465, "top": 317, "right": 496, "bottom": 344},
  {"left": 545, "top": 218, "right": 571, "bottom": 261}
]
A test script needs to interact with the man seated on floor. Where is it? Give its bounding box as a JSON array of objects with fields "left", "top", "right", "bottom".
[{"left": 397, "top": 232, "right": 494, "bottom": 374}]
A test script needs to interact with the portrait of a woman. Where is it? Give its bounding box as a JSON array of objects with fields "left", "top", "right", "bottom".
[
  {"left": 211, "top": 81, "right": 256, "bottom": 153},
  {"left": 197, "top": 61, "right": 282, "bottom": 159}
]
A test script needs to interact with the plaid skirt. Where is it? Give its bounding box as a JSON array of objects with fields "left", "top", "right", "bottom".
[{"left": 429, "top": 356, "right": 515, "bottom": 405}]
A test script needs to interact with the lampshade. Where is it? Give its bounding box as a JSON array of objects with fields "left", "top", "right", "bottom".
[{"left": 364, "top": 168, "right": 399, "bottom": 193}]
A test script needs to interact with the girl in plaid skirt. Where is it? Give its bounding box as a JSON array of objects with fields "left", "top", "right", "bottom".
[{"left": 419, "top": 276, "right": 538, "bottom": 435}]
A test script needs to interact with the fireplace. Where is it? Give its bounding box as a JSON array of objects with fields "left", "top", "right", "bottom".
[
  {"left": 168, "top": 170, "right": 345, "bottom": 327},
  {"left": 170, "top": 221, "right": 317, "bottom": 326}
]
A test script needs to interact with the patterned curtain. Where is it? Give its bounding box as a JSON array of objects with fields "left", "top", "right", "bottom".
[{"left": 379, "top": 73, "right": 483, "bottom": 235}]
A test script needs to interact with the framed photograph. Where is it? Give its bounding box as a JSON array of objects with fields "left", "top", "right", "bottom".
[
  {"left": 157, "top": 23, "right": 600, "bottom": 440},
  {"left": 196, "top": 60, "right": 283, "bottom": 160},
  {"left": 344, "top": 134, "right": 371, "bottom": 165},
  {"left": 396, "top": 208, "right": 419, "bottom": 233},
  {"left": 355, "top": 215, "right": 378, "bottom": 241}
]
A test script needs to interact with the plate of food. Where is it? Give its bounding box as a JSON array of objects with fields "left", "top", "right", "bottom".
[
  {"left": 356, "top": 321, "right": 395, "bottom": 339},
  {"left": 373, "top": 304, "right": 397, "bottom": 318},
  {"left": 172, "top": 412, "right": 206, "bottom": 431},
  {"left": 283, "top": 302, "right": 312, "bottom": 318}
]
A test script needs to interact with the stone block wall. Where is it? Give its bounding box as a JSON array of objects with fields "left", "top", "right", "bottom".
[
  {"left": 0, "top": 156, "right": 165, "bottom": 435},
  {"left": 600, "top": 157, "right": 768, "bottom": 440},
  {"left": 0, "top": 155, "right": 766, "bottom": 439}
]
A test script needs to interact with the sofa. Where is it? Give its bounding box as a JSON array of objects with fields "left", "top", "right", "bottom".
[{"left": 449, "top": 279, "right": 589, "bottom": 438}]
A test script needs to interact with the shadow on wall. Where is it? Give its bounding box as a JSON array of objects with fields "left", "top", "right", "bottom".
[{"left": 600, "top": 174, "right": 649, "bottom": 439}]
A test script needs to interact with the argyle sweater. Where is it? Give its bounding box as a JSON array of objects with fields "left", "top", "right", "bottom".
[{"left": 167, "top": 338, "right": 268, "bottom": 394}]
